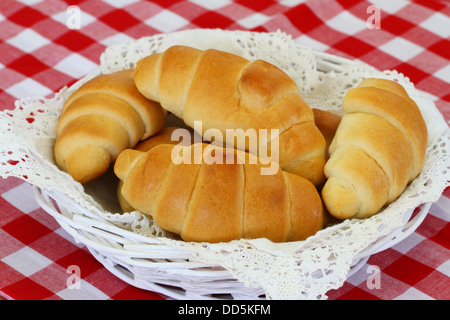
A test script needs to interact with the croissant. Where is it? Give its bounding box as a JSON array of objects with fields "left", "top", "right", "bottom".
[
  {"left": 54, "top": 69, "right": 167, "bottom": 184},
  {"left": 322, "top": 78, "right": 428, "bottom": 219},
  {"left": 114, "top": 143, "right": 324, "bottom": 243},
  {"left": 133, "top": 45, "right": 326, "bottom": 186},
  {"left": 117, "top": 126, "right": 195, "bottom": 212}
]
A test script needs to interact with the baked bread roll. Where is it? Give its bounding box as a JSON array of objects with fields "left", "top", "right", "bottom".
[
  {"left": 54, "top": 69, "right": 167, "bottom": 184},
  {"left": 114, "top": 143, "right": 324, "bottom": 243},
  {"left": 322, "top": 78, "right": 428, "bottom": 219},
  {"left": 133, "top": 45, "right": 326, "bottom": 186},
  {"left": 117, "top": 126, "right": 195, "bottom": 212}
]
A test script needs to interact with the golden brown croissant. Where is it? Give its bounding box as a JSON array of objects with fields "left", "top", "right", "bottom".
[
  {"left": 114, "top": 143, "right": 324, "bottom": 243},
  {"left": 54, "top": 69, "right": 167, "bottom": 184},
  {"left": 117, "top": 126, "right": 196, "bottom": 212},
  {"left": 322, "top": 78, "right": 428, "bottom": 219},
  {"left": 133, "top": 45, "right": 326, "bottom": 186}
]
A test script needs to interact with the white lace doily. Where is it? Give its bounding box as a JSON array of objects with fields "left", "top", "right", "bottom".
[{"left": 1, "top": 29, "right": 449, "bottom": 299}]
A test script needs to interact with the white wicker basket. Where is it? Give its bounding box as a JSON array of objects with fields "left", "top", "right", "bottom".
[
  {"left": 33, "top": 185, "right": 432, "bottom": 299},
  {"left": 2, "top": 30, "right": 449, "bottom": 300}
]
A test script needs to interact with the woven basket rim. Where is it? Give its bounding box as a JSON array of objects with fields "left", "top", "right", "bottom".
[{"left": 34, "top": 185, "right": 433, "bottom": 300}]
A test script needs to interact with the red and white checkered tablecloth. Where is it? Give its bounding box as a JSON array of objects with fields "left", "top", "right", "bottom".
[{"left": 0, "top": 0, "right": 449, "bottom": 300}]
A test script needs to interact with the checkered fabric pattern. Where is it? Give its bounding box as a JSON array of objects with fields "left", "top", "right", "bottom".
[{"left": 0, "top": 0, "right": 449, "bottom": 300}]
